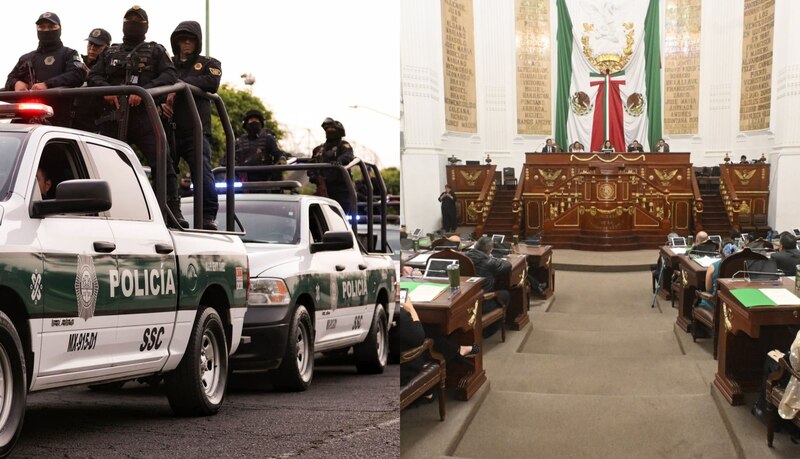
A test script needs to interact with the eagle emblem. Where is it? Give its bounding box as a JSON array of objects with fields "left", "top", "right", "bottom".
[
  {"left": 75, "top": 255, "right": 99, "bottom": 321},
  {"left": 538, "top": 169, "right": 562, "bottom": 187},
  {"left": 460, "top": 170, "right": 483, "bottom": 187},
  {"left": 734, "top": 169, "right": 756, "bottom": 185},
  {"left": 653, "top": 169, "right": 678, "bottom": 186}
]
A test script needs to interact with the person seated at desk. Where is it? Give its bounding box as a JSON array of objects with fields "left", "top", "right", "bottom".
[
  {"left": 569, "top": 141, "right": 585, "bottom": 153},
  {"left": 687, "top": 231, "right": 718, "bottom": 256},
  {"left": 771, "top": 232, "right": 800, "bottom": 276},
  {"left": 655, "top": 138, "right": 670, "bottom": 152},
  {"left": 465, "top": 236, "right": 511, "bottom": 338},
  {"left": 697, "top": 241, "right": 737, "bottom": 309},
  {"left": 541, "top": 138, "right": 561, "bottom": 153},
  {"left": 600, "top": 139, "right": 615, "bottom": 153},
  {"left": 739, "top": 155, "right": 749, "bottom": 164},
  {"left": 752, "top": 329, "right": 800, "bottom": 434},
  {"left": 627, "top": 139, "right": 644, "bottom": 152}
]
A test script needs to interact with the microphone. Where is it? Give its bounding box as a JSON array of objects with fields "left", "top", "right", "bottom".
[{"left": 731, "top": 269, "right": 784, "bottom": 280}]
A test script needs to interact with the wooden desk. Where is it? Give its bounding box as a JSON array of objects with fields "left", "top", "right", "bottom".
[
  {"left": 714, "top": 278, "right": 800, "bottom": 405},
  {"left": 496, "top": 254, "right": 529, "bottom": 330},
  {"left": 400, "top": 277, "right": 486, "bottom": 401},
  {"left": 675, "top": 255, "right": 713, "bottom": 332},
  {"left": 657, "top": 246, "right": 684, "bottom": 299},
  {"left": 514, "top": 244, "right": 555, "bottom": 299},
  {"left": 401, "top": 250, "right": 432, "bottom": 271}
]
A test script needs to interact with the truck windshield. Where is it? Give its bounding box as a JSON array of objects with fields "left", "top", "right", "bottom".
[
  {"left": 236, "top": 201, "right": 300, "bottom": 244},
  {"left": 0, "top": 133, "right": 25, "bottom": 200}
]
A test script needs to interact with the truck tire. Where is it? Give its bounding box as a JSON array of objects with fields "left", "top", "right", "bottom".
[
  {"left": 0, "top": 311, "right": 27, "bottom": 457},
  {"left": 165, "top": 307, "right": 228, "bottom": 416},
  {"left": 271, "top": 305, "right": 314, "bottom": 392},
  {"left": 354, "top": 304, "right": 388, "bottom": 374}
]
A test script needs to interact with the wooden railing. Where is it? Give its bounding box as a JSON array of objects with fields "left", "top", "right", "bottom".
[
  {"left": 719, "top": 167, "right": 741, "bottom": 230},
  {"left": 512, "top": 171, "right": 524, "bottom": 235},
  {"left": 690, "top": 168, "right": 704, "bottom": 232},
  {"left": 473, "top": 165, "right": 497, "bottom": 236}
]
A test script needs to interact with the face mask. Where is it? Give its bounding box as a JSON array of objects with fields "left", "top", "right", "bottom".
[
  {"left": 37, "top": 29, "right": 61, "bottom": 47},
  {"left": 246, "top": 123, "right": 261, "bottom": 138},
  {"left": 325, "top": 131, "right": 342, "bottom": 143},
  {"left": 123, "top": 21, "right": 147, "bottom": 41}
]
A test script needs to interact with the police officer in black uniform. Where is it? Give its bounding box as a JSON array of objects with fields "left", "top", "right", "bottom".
[
  {"left": 5, "top": 12, "right": 85, "bottom": 127},
  {"left": 160, "top": 20, "right": 221, "bottom": 230},
  {"left": 235, "top": 110, "right": 286, "bottom": 182},
  {"left": 70, "top": 28, "right": 112, "bottom": 133},
  {"left": 87, "top": 6, "right": 185, "bottom": 227},
  {"left": 311, "top": 117, "right": 355, "bottom": 214}
]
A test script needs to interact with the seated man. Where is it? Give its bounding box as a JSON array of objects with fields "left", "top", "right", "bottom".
[
  {"left": 771, "top": 232, "right": 800, "bottom": 276},
  {"left": 541, "top": 138, "right": 561, "bottom": 153},
  {"left": 36, "top": 166, "right": 55, "bottom": 199},
  {"left": 627, "top": 139, "right": 644, "bottom": 152},
  {"left": 698, "top": 241, "right": 737, "bottom": 309},
  {"left": 465, "top": 236, "right": 511, "bottom": 338},
  {"left": 654, "top": 138, "right": 670, "bottom": 152},
  {"left": 688, "top": 231, "right": 718, "bottom": 256}
]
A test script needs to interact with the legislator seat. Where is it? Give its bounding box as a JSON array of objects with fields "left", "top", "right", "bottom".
[
  {"left": 765, "top": 356, "right": 800, "bottom": 447},
  {"left": 739, "top": 213, "right": 757, "bottom": 234},
  {"left": 430, "top": 237, "right": 460, "bottom": 250},
  {"left": 400, "top": 338, "right": 446, "bottom": 421},
  {"left": 430, "top": 248, "right": 506, "bottom": 342},
  {"left": 754, "top": 214, "right": 772, "bottom": 239},
  {"left": 690, "top": 248, "right": 767, "bottom": 358}
]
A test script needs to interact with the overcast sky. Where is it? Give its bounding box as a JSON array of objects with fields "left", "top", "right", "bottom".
[{"left": 0, "top": 0, "right": 400, "bottom": 167}]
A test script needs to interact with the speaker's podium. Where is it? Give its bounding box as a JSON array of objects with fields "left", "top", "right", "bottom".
[{"left": 519, "top": 152, "right": 693, "bottom": 250}]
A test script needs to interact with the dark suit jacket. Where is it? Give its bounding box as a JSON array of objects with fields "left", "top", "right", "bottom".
[
  {"left": 541, "top": 145, "right": 560, "bottom": 153},
  {"left": 627, "top": 145, "right": 644, "bottom": 152},
  {"left": 771, "top": 249, "right": 800, "bottom": 276},
  {"left": 465, "top": 248, "right": 511, "bottom": 292},
  {"left": 655, "top": 144, "right": 670, "bottom": 152}
]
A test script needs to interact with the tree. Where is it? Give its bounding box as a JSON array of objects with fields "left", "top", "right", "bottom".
[
  {"left": 206, "top": 84, "right": 283, "bottom": 169},
  {"left": 381, "top": 167, "right": 399, "bottom": 195}
]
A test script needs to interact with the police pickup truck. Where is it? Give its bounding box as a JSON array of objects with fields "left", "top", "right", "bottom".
[
  {"left": 0, "top": 102, "right": 248, "bottom": 455},
  {"left": 186, "top": 172, "right": 396, "bottom": 391}
]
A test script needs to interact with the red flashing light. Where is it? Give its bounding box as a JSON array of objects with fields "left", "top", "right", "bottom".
[{"left": 0, "top": 102, "right": 54, "bottom": 121}]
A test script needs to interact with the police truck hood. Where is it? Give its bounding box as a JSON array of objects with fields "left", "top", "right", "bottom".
[{"left": 246, "top": 244, "right": 303, "bottom": 277}]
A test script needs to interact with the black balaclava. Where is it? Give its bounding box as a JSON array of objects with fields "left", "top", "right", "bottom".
[
  {"left": 325, "top": 130, "right": 342, "bottom": 145},
  {"left": 123, "top": 21, "right": 147, "bottom": 46},
  {"left": 37, "top": 29, "right": 62, "bottom": 51},
  {"left": 246, "top": 121, "right": 262, "bottom": 139}
]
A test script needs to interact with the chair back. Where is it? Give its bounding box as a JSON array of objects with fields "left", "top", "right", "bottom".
[
  {"left": 429, "top": 248, "right": 476, "bottom": 276},
  {"left": 718, "top": 248, "right": 767, "bottom": 279},
  {"left": 754, "top": 213, "right": 769, "bottom": 226},
  {"left": 739, "top": 213, "right": 753, "bottom": 226},
  {"left": 431, "top": 238, "right": 460, "bottom": 249}
]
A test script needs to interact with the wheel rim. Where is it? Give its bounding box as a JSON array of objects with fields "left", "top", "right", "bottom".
[
  {"left": 0, "top": 344, "right": 14, "bottom": 430},
  {"left": 296, "top": 319, "right": 313, "bottom": 382},
  {"left": 199, "top": 329, "right": 223, "bottom": 404},
  {"left": 377, "top": 315, "right": 388, "bottom": 366}
]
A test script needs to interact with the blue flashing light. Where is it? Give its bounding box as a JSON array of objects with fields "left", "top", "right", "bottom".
[
  {"left": 214, "top": 182, "right": 243, "bottom": 189},
  {"left": 345, "top": 214, "right": 362, "bottom": 222}
]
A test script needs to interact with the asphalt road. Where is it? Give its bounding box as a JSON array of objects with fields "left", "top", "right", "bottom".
[{"left": 13, "top": 361, "right": 400, "bottom": 458}]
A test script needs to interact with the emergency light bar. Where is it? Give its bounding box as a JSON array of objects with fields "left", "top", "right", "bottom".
[{"left": 0, "top": 102, "right": 54, "bottom": 120}]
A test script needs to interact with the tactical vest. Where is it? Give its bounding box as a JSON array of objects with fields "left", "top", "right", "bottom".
[{"left": 103, "top": 42, "right": 158, "bottom": 86}]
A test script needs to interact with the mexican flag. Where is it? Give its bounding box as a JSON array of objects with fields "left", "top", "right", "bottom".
[{"left": 555, "top": 0, "right": 662, "bottom": 152}]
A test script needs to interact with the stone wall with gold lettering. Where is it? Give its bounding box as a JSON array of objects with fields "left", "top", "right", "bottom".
[
  {"left": 441, "top": 0, "right": 478, "bottom": 133},
  {"left": 739, "top": 0, "right": 775, "bottom": 132},
  {"left": 515, "top": 0, "right": 551, "bottom": 135},
  {"left": 664, "top": 0, "right": 701, "bottom": 135}
]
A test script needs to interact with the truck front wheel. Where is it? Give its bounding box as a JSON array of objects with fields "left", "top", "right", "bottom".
[
  {"left": 165, "top": 307, "right": 228, "bottom": 416},
  {"left": 354, "top": 304, "right": 388, "bottom": 374},
  {"left": 0, "top": 311, "right": 27, "bottom": 456},
  {"left": 270, "top": 305, "right": 314, "bottom": 392}
]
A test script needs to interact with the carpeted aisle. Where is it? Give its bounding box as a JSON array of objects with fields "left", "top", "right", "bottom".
[{"left": 452, "top": 270, "right": 738, "bottom": 458}]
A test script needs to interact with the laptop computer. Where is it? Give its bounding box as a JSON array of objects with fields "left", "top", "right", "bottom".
[
  {"left": 436, "top": 239, "right": 459, "bottom": 249},
  {"left": 411, "top": 228, "right": 423, "bottom": 240},
  {"left": 492, "top": 234, "right": 505, "bottom": 245},
  {"left": 708, "top": 235, "right": 722, "bottom": 245},
  {"left": 669, "top": 237, "right": 687, "bottom": 248},
  {"left": 423, "top": 258, "right": 457, "bottom": 279}
]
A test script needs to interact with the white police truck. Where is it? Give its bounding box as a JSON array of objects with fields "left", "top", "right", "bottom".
[{"left": 0, "top": 102, "right": 248, "bottom": 455}]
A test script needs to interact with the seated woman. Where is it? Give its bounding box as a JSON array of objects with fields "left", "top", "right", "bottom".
[
  {"left": 698, "top": 241, "right": 737, "bottom": 308},
  {"left": 600, "top": 140, "right": 615, "bottom": 153}
]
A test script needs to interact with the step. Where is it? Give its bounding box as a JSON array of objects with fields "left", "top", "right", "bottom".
[
  {"left": 529, "top": 311, "right": 673, "bottom": 332},
  {"left": 453, "top": 392, "right": 737, "bottom": 459},
  {"left": 485, "top": 353, "right": 708, "bottom": 396},
  {"left": 520, "top": 328, "right": 682, "bottom": 356}
]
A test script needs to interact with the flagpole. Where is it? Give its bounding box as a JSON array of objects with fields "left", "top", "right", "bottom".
[{"left": 205, "top": 0, "right": 210, "bottom": 56}]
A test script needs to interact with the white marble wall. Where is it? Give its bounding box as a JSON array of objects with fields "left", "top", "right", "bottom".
[{"left": 401, "top": 0, "right": 800, "bottom": 233}]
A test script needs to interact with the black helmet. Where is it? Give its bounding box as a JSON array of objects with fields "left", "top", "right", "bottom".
[
  {"left": 321, "top": 117, "right": 345, "bottom": 137},
  {"left": 242, "top": 109, "right": 264, "bottom": 129}
]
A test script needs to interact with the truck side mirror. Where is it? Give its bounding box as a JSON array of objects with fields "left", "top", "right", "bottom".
[
  {"left": 310, "top": 231, "right": 354, "bottom": 253},
  {"left": 32, "top": 179, "right": 112, "bottom": 218}
]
